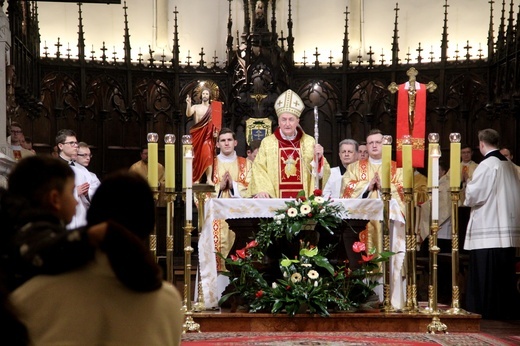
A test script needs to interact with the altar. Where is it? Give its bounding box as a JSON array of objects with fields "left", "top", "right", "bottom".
[{"left": 199, "top": 198, "right": 406, "bottom": 309}]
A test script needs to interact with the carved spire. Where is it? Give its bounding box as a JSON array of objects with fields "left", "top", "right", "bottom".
[
  {"left": 440, "top": 0, "right": 449, "bottom": 63},
  {"left": 271, "top": 0, "right": 278, "bottom": 45},
  {"left": 391, "top": 3, "right": 400, "bottom": 66},
  {"left": 172, "top": 6, "right": 180, "bottom": 68},
  {"left": 226, "top": 0, "right": 233, "bottom": 61},
  {"left": 77, "top": 2, "right": 85, "bottom": 62},
  {"left": 342, "top": 6, "right": 349, "bottom": 68},
  {"left": 123, "top": 1, "right": 131, "bottom": 65},
  {"left": 286, "top": 0, "right": 294, "bottom": 64},
  {"left": 487, "top": 1, "right": 495, "bottom": 60},
  {"left": 505, "top": 0, "right": 514, "bottom": 48},
  {"left": 496, "top": 0, "right": 506, "bottom": 54},
  {"left": 243, "top": 0, "right": 250, "bottom": 37}
]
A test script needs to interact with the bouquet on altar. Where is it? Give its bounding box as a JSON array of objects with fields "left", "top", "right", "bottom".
[{"left": 218, "top": 190, "right": 394, "bottom": 316}]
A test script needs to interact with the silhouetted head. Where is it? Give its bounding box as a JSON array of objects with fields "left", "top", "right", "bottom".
[{"left": 87, "top": 171, "right": 155, "bottom": 240}]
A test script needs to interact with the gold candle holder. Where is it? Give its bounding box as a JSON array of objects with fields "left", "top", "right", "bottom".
[
  {"left": 426, "top": 221, "right": 447, "bottom": 333},
  {"left": 192, "top": 183, "right": 215, "bottom": 312},
  {"left": 445, "top": 187, "right": 469, "bottom": 315},
  {"left": 164, "top": 189, "right": 177, "bottom": 283},
  {"left": 182, "top": 220, "right": 200, "bottom": 333},
  {"left": 403, "top": 187, "right": 420, "bottom": 313},
  {"left": 381, "top": 187, "right": 395, "bottom": 313},
  {"left": 149, "top": 186, "right": 159, "bottom": 261}
]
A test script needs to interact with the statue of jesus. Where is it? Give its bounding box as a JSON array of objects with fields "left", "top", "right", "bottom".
[{"left": 186, "top": 87, "right": 216, "bottom": 184}]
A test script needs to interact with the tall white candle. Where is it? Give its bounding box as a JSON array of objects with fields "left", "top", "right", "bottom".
[
  {"left": 431, "top": 143, "right": 441, "bottom": 220},
  {"left": 185, "top": 149, "right": 193, "bottom": 221}
]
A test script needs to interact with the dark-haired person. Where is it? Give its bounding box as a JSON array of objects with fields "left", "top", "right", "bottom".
[
  {"left": 500, "top": 146, "right": 520, "bottom": 180},
  {"left": 55, "top": 129, "right": 98, "bottom": 229},
  {"left": 10, "top": 171, "right": 183, "bottom": 345},
  {"left": 463, "top": 129, "right": 520, "bottom": 320}
]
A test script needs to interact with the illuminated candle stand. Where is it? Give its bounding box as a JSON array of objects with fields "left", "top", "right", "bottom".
[
  {"left": 426, "top": 133, "right": 447, "bottom": 334},
  {"left": 402, "top": 135, "right": 420, "bottom": 313},
  {"left": 381, "top": 135, "right": 395, "bottom": 312},
  {"left": 446, "top": 133, "right": 469, "bottom": 316},
  {"left": 147, "top": 133, "right": 159, "bottom": 260},
  {"left": 164, "top": 134, "right": 176, "bottom": 284},
  {"left": 181, "top": 135, "right": 200, "bottom": 333}
]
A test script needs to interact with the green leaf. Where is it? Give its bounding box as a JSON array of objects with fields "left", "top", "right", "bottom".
[
  {"left": 299, "top": 247, "right": 318, "bottom": 257},
  {"left": 312, "top": 255, "right": 335, "bottom": 275}
]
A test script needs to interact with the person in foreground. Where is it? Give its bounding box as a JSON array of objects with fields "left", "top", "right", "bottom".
[
  {"left": 10, "top": 171, "right": 184, "bottom": 345},
  {"left": 463, "top": 128, "right": 520, "bottom": 320}
]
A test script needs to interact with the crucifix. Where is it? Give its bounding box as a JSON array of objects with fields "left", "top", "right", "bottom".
[{"left": 388, "top": 67, "right": 436, "bottom": 137}]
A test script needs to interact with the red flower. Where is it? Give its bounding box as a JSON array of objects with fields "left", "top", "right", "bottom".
[
  {"left": 230, "top": 254, "right": 238, "bottom": 261},
  {"left": 236, "top": 249, "right": 246, "bottom": 259},
  {"left": 362, "top": 253, "right": 375, "bottom": 262},
  {"left": 307, "top": 213, "right": 313, "bottom": 217},
  {"left": 352, "top": 241, "right": 366, "bottom": 253},
  {"left": 255, "top": 290, "right": 264, "bottom": 298},
  {"left": 245, "top": 240, "right": 258, "bottom": 249},
  {"left": 313, "top": 189, "right": 322, "bottom": 196},
  {"left": 299, "top": 196, "right": 307, "bottom": 202},
  {"left": 285, "top": 285, "right": 291, "bottom": 290}
]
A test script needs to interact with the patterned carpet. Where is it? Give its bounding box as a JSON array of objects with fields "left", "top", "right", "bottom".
[{"left": 181, "top": 331, "right": 519, "bottom": 346}]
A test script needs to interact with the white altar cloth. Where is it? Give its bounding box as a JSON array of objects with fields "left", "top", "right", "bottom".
[{"left": 199, "top": 198, "right": 406, "bottom": 309}]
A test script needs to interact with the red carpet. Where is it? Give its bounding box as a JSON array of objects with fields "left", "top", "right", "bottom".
[{"left": 181, "top": 331, "right": 518, "bottom": 345}]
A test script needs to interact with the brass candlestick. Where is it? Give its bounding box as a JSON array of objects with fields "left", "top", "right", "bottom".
[
  {"left": 403, "top": 187, "right": 420, "bottom": 313},
  {"left": 149, "top": 186, "right": 159, "bottom": 261},
  {"left": 182, "top": 220, "right": 200, "bottom": 333},
  {"left": 381, "top": 187, "right": 395, "bottom": 312},
  {"left": 426, "top": 220, "right": 447, "bottom": 333},
  {"left": 192, "top": 183, "right": 215, "bottom": 312},
  {"left": 426, "top": 135, "right": 447, "bottom": 334},
  {"left": 445, "top": 187, "right": 469, "bottom": 315},
  {"left": 164, "top": 188, "right": 177, "bottom": 283}
]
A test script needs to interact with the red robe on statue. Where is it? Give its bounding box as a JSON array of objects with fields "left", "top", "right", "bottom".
[{"left": 190, "top": 106, "right": 216, "bottom": 183}]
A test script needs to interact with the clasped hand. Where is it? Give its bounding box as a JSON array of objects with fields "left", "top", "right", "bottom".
[
  {"left": 368, "top": 172, "right": 381, "bottom": 192},
  {"left": 220, "top": 171, "right": 233, "bottom": 191}
]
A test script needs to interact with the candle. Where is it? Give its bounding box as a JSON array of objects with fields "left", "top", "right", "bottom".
[
  {"left": 449, "top": 133, "right": 461, "bottom": 188},
  {"left": 147, "top": 133, "right": 159, "bottom": 189},
  {"left": 402, "top": 135, "right": 413, "bottom": 189},
  {"left": 428, "top": 133, "right": 441, "bottom": 220},
  {"left": 185, "top": 149, "right": 193, "bottom": 221},
  {"left": 381, "top": 135, "right": 392, "bottom": 189},
  {"left": 427, "top": 142, "right": 433, "bottom": 188},
  {"left": 431, "top": 145, "right": 441, "bottom": 220},
  {"left": 164, "top": 134, "right": 176, "bottom": 189},
  {"left": 181, "top": 135, "right": 193, "bottom": 189}
]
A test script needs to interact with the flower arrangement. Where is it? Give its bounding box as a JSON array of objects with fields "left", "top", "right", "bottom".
[
  {"left": 251, "top": 189, "right": 345, "bottom": 256},
  {"left": 218, "top": 190, "right": 394, "bottom": 316}
]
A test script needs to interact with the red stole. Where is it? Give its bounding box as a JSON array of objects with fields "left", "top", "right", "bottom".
[
  {"left": 275, "top": 129, "right": 304, "bottom": 198},
  {"left": 396, "top": 83, "right": 426, "bottom": 168}
]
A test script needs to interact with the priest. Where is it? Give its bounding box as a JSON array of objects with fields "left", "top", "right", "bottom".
[
  {"left": 248, "top": 89, "right": 329, "bottom": 198},
  {"left": 340, "top": 129, "right": 404, "bottom": 254}
]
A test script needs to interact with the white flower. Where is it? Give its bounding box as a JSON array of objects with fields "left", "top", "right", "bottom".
[
  {"left": 307, "top": 270, "right": 319, "bottom": 280},
  {"left": 278, "top": 213, "right": 285, "bottom": 220},
  {"left": 301, "top": 263, "right": 312, "bottom": 268},
  {"left": 287, "top": 207, "right": 298, "bottom": 217},
  {"left": 314, "top": 281, "right": 319, "bottom": 287},
  {"left": 283, "top": 271, "right": 289, "bottom": 278},
  {"left": 290, "top": 273, "right": 302, "bottom": 283},
  {"left": 276, "top": 220, "right": 281, "bottom": 225},
  {"left": 320, "top": 208, "right": 326, "bottom": 214},
  {"left": 300, "top": 204, "right": 311, "bottom": 215},
  {"left": 272, "top": 282, "right": 278, "bottom": 289},
  {"left": 314, "top": 197, "right": 325, "bottom": 204}
]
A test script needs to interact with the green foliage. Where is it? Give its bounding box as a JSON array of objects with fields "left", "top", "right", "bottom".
[{"left": 218, "top": 189, "right": 395, "bottom": 316}]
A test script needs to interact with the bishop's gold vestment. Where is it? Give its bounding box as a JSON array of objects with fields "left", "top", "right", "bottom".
[{"left": 248, "top": 128, "right": 330, "bottom": 198}]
